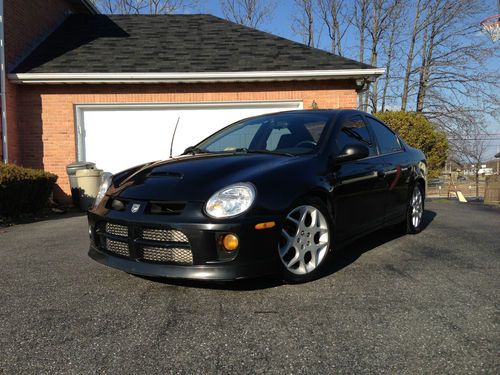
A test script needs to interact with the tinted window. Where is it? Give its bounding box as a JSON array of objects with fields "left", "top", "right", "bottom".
[
  {"left": 367, "top": 117, "right": 402, "bottom": 154},
  {"left": 205, "top": 122, "right": 260, "bottom": 152},
  {"left": 336, "top": 115, "right": 376, "bottom": 157},
  {"left": 198, "top": 114, "right": 329, "bottom": 155},
  {"left": 266, "top": 127, "right": 292, "bottom": 150},
  {"left": 304, "top": 121, "right": 326, "bottom": 142}
]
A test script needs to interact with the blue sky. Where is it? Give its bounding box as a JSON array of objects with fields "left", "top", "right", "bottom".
[
  {"left": 198, "top": 0, "right": 500, "bottom": 54},
  {"left": 194, "top": 0, "right": 500, "bottom": 158},
  {"left": 196, "top": 0, "right": 499, "bottom": 82},
  {"left": 96, "top": 0, "right": 500, "bottom": 158}
]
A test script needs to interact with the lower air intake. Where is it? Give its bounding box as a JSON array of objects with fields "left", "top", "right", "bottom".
[
  {"left": 140, "top": 246, "right": 193, "bottom": 265},
  {"left": 105, "top": 238, "right": 130, "bottom": 257},
  {"left": 142, "top": 228, "right": 189, "bottom": 243},
  {"left": 105, "top": 223, "right": 128, "bottom": 238}
]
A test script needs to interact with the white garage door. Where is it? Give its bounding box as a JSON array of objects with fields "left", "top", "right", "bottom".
[{"left": 76, "top": 101, "right": 302, "bottom": 174}]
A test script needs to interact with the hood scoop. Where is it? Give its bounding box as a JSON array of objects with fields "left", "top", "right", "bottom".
[{"left": 147, "top": 171, "right": 184, "bottom": 179}]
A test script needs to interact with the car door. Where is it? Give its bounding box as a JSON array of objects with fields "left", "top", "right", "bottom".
[
  {"left": 328, "top": 114, "right": 388, "bottom": 242},
  {"left": 365, "top": 116, "right": 412, "bottom": 224}
]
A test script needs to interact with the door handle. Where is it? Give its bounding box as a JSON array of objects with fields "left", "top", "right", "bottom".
[{"left": 377, "top": 170, "right": 386, "bottom": 178}]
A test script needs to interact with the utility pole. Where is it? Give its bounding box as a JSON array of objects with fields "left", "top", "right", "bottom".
[{"left": 0, "top": 0, "right": 8, "bottom": 163}]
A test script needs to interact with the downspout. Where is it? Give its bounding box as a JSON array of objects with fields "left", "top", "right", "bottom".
[
  {"left": 355, "top": 78, "right": 369, "bottom": 111},
  {"left": 0, "top": 0, "right": 7, "bottom": 163}
]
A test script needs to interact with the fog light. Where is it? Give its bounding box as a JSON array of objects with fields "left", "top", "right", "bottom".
[
  {"left": 222, "top": 234, "right": 239, "bottom": 251},
  {"left": 111, "top": 199, "right": 125, "bottom": 211}
]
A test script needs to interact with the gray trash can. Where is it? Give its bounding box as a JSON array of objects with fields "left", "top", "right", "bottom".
[
  {"left": 75, "top": 169, "right": 103, "bottom": 211},
  {"left": 66, "top": 161, "right": 96, "bottom": 206}
]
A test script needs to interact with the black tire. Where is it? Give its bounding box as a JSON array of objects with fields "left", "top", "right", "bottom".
[
  {"left": 278, "top": 197, "right": 333, "bottom": 283},
  {"left": 396, "top": 183, "right": 424, "bottom": 234}
]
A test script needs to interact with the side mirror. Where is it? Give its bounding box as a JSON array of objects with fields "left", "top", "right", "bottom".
[{"left": 334, "top": 144, "right": 369, "bottom": 164}]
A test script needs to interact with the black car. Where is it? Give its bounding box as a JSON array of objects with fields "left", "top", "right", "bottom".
[{"left": 88, "top": 110, "right": 426, "bottom": 283}]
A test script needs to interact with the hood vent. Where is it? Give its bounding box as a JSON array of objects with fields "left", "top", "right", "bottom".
[{"left": 146, "top": 201, "right": 186, "bottom": 215}]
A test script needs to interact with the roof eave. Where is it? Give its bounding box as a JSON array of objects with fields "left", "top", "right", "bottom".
[
  {"left": 8, "top": 69, "right": 385, "bottom": 84},
  {"left": 75, "top": 0, "right": 99, "bottom": 14}
]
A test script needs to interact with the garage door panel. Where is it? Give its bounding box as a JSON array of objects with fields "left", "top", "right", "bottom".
[
  {"left": 79, "top": 102, "right": 302, "bottom": 174},
  {"left": 83, "top": 110, "right": 179, "bottom": 174}
]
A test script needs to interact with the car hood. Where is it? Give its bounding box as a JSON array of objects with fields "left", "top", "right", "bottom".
[{"left": 110, "top": 153, "right": 298, "bottom": 202}]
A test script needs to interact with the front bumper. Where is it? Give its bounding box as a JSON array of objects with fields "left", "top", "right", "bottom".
[
  {"left": 88, "top": 245, "right": 278, "bottom": 280},
  {"left": 87, "top": 201, "right": 282, "bottom": 281}
]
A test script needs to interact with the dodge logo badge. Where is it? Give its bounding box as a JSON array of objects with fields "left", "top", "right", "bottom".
[{"left": 131, "top": 203, "right": 141, "bottom": 213}]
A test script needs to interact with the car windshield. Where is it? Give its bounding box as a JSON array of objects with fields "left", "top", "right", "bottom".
[{"left": 195, "top": 113, "right": 330, "bottom": 156}]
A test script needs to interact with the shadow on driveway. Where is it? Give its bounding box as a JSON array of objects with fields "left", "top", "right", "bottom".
[
  {"left": 0, "top": 210, "right": 87, "bottom": 227},
  {"left": 137, "top": 210, "right": 437, "bottom": 291}
]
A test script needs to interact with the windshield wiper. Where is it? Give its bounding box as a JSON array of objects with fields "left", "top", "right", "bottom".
[
  {"left": 230, "top": 148, "right": 293, "bottom": 157},
  {"left": 248, "top": 149, "right": 294, "bottom": 157},
  {"left": 182, "top": 146, "right": 209, "bottom": 155}
]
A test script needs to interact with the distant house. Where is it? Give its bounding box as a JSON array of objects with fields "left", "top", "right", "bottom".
[
  {"left": 0, "top": 0, "right": 383, "bottom": 201},
  {"left": 463, "top": 164, "right": 496, "bottom": 176}
]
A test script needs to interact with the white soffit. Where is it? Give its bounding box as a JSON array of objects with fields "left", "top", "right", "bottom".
[{"left": 9, "top": 69, "right": 385, "bottom": 84}]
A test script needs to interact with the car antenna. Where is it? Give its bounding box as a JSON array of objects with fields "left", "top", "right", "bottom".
[{"left": 169, "top": 117, "right": 180, "bottom": 158}]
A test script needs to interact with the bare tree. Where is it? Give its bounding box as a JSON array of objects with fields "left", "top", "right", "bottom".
[
  {"left": 91, "top": 0, "right": 128, "bottom": 13},
  {"left": 414, "top": 0, "right": 497, "bottom": 115},
  {"left": 318, "top": 0, "right": 348, "bottom": 55},
  {"left": 450, "top": 122, "right": 491, "bottom": 198},
  {"left": 353, "top": 0, "right": 369, "bottom": 63},
  {"left": 409, "top": 1, "right": 500, "bottom": 180},
  {"left": 293, "top": 0, "right": 316, "bottom": 47},
  {"left": 92, "top": 0, "right": 197, "bottom": 14},
  {"left": 400, "top": 0, "right": 424, "bottom": 111},
  {"left": 148, "top": 0, "right": 198, "bottom": 14},
  {"left": 365, "top": 0, "right": 402, "bottom": 112},
  {"left": 380, "top": 1, "right": 402, "bottom": 112},
  {"left": 350, "top": 0, "right": 371, "bottom": 111},
  {"left": 219, "top": 0, "right": 276, "bottom": 28}
]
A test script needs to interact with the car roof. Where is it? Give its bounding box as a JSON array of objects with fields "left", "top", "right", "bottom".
[{"left": 249, "top": 109, "right": 366, "bottom": 120}]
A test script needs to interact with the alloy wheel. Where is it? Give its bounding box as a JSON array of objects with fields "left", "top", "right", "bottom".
[
  {"left": 279, "top": 205, "right": 330, "bottom": 275},
  {"left": 411, "top": 186, "right": 423, "bottom": 228}
]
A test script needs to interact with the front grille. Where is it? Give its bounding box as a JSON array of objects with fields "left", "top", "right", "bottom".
[
  {"left": 141, "top": 228, "right": 188, "bottom": 243},
  {"left": 105, "top": 222, "right": 128, "bottom": 237},
  {"left": 140, "top": 246, "right": 193, "bottom": 265},
  {"left": 97, "top": 220, "right": 192, "bottom": 265},
  {"left": 105, "top": 238, "right": 130, "bottom": 257}
]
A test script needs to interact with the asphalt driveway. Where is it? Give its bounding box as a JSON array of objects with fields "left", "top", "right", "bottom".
[{"left": 0, "top": 201, "right": 498, "bottom": 374}]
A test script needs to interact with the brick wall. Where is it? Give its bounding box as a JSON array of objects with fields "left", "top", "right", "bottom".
[
  {"left": 16, "top": 80, "right": 357, "bottom": 201},
  {"left": 4, "top": 0, "right": 80, "bottom": 68},
  {"left": 1, "top": 0, "right": 81, "bottom": 163}
]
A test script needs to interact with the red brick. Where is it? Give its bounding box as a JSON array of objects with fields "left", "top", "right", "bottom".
[
  {"left": 15, "top": 80, "right": 357, "bottom": 201},
  {"left": 1, "top": 0, "right": 80, "bottom": 166}
]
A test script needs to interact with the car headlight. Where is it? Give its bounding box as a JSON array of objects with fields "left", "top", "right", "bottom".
[
  {"left": 93, "top": 173, "right": 113, "bottom": 208},
  {"left": 205, "top": 183, "right": 256, "bottom": 218}
]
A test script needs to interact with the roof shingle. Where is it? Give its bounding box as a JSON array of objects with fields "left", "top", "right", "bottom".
[{"left": 13, "top": 14, "right": 373, "bottom": 74}]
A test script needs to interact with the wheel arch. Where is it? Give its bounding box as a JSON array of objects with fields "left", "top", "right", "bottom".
[
  {"left": 414, "top": 177, "right": 426, "bottom": 199},
  {"left": 294, "top": 188, "right": 334, "bottom": 222}
]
